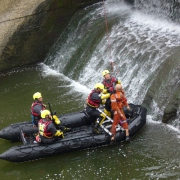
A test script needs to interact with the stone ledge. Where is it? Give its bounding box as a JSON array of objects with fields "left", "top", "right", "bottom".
[{"left": 0, "top": 0, "right": 101, "bottom": 73}]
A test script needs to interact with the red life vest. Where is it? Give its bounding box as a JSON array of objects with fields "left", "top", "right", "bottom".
[
  {"left": 31, "top": 102, "right": 46, "bottom": 116},
  {"left": 38, "top": 119, "right": 53, "bottom": 138},
  {"left": 87, "top": 90, "right": 101, "bottom": 108},
  {"left": 102, "top": 76, "right": 117, "bottom": 91}
]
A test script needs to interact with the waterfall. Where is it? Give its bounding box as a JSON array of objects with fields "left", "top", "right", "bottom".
[
  {"left": 43, "top": 1, "right": 180, "bottom": 129},
  {"left": 134, "top": 0, "right": 180, "bottom": 23}
]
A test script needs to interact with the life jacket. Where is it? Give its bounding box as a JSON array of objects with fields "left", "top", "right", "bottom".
[
  {"left": 31, "top": 101, "right": 46, "bottom": 117},
  {"left": 38, "top": 119, "right": 53, "bottom": 138},
  {"left": 87, "top": 90, "right": 101, "bottom": 108},
  {"left": 102, "top": 76, "right": 117, "bottom": 90}
]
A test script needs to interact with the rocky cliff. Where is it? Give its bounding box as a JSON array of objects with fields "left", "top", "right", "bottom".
[{"left": 0, "top": 0, "right": 101, "bottom": 73}]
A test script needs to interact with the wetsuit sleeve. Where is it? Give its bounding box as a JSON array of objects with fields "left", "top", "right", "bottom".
[
  {"left": 33, "top": 105, "right": 42, "bottom": 116},
  {"left": 100, "top": 93, "right": 110, "bottom": 100},
  {"left": 102, "top": 89, "right": 108, "bottom": 94},
  {"left": 47, "top": 123, "right": 57, "bottom": 136},
  {"left": 91, "top": 92, "right": 110, "bottom": 103},
  {"left": 91, "top": 92, "right": 102, "bottom": 102}
]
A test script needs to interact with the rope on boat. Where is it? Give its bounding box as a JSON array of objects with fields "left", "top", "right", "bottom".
[
  {"left": 102, "top": 0, "right": 120, "bottom": 77},
  {"left": 102, "top": 0, "right": 114, "bottom": 73}
]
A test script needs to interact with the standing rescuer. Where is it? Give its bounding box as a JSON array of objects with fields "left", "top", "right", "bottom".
[
  {"left": 86, "top": 83, "right": 110, "bottom": 134},
  {"left": 102, "top": 70, "right": 122, "bottom": 117},
  {"left": 110, "top": 84, "right": 131, "bottom": 142}
]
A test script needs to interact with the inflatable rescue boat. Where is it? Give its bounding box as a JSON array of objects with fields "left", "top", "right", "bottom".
[{"left": 0, "top": 104, "right": 147, "bottom": 162}]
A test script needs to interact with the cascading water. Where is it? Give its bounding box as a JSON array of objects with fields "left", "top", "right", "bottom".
[
  {"left": 134, "top": 0, "right": 180, "bottom": 23},
  {"left": 0, "top": 1, "right": 180, "bottom": 179},
  {"left": 44, "top": 1, "right": 180, "bottom": 131}
]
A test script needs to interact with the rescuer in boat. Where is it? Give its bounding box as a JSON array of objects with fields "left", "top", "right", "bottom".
[
  {"left": 101, "top": 70, "right": 122, "bottom": 118},
  {"left": 31, "top": 92, "right": 61, "bottom": 127},
  {"left": 86, "top": 83, "right": 110, "bottom": 134},
  {"left": 36, "top": 110, "right": 64, "bottom": 144},
  {"left": 110, "top": 84, "right": 131, "bottom": 142}
]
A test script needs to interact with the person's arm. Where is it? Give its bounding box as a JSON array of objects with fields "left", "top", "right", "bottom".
[
  {"left": 122, "top": 95, "right": 130, "bottom": 110},
  {"left": 47, "top": 123, "right": 64, "bottom": 137},
  {"left": 100, "top": 93, "right": 110, "bottom": 100},
  {"left": 91, "top": 92, "right": 110, "bottom": 104},
  {"left": 33, "top": 105, "right": 42, "bottom": 116}
]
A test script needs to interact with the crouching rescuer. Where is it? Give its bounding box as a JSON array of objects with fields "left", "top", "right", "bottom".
[
  {"left": 86, "top": 83, "right": 110, "bottom": 134},
  {"left": 36, "top": 110, "right": 64, "bottom": 144}
]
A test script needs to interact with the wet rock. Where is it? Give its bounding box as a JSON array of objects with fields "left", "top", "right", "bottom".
[
  {"left": 0, "top": 0, "right": 101, "bottom": 73},
  {"left": 162, "top": 105, "right": 177, "bottom": 123},
  {"left": 162, "top": 91, "right": 180, "bottom": 123},
  {"left": 142, "top": 48, "right": 180, "bottom": 123}
]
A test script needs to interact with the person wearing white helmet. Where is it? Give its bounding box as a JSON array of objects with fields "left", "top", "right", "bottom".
[
  {"left": 36, "top": 110, "right": 64, "bottom": 144},
  {"left": 86, "top": 83, "right": 110, "bottom": 134},
  {"left": 101, "top": 70, "right": 122, "bottom": 117},
  {"left": 31, "top": 92, "right": 46, "bottom": 127}
]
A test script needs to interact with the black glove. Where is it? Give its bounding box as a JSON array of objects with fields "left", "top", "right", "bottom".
[
  {"left": 58, "top": 125, "right": 71, "bottom": 132},
  {"left": 63, "top": 127, "right": 72, "bottom": 132},
  {"left": 107, "top": 87, "right": 115, "bottom": 94},
  {"left": 110, "top": 90, "right": 116, "bottom": 94}
]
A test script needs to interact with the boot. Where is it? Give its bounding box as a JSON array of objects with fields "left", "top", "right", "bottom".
[
  {"left": 125, "top": 136, "right": 130, "bottom": 142},
  {"left": 110, "top": 135, "right": 116, "bottom": 145},
  {"left": 92, "top": 123, "right": 100, "bottom": 134}
]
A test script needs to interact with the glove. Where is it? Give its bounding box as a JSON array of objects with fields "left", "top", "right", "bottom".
[
  {"left": 63, "top": 127, "right": 71, "bottom": 132},
  {"left": 101, "top": 93, "right": 110, "bottom": 100},
  {"left": 108, "top": 87, "right": 114, "bottom": 92},
  {"left": 53, "top": 115, "right": 61, "bottom": 125},
  {"left": 102, "top": 89, "right": 108, "bottom": 94},
  {"left": 55, "top": 130, "right": 64, "bottom": 138},
  {"left": 110, "top": 90, "right": 116, "bottom": 95},
  {"left": 58, "top": 125, "right": 71, "bottom": 132}
]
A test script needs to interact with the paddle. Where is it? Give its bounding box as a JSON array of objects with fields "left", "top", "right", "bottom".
[{"left": 47, "top": 102, "right": 71, "bottom": 132}]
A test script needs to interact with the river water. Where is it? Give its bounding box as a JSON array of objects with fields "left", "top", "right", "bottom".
[{"left": 0, "top": 1, "right": 180, "bottom": 180}]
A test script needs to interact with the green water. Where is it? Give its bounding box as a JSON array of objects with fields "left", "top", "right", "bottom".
[
  {"left": 0, "top": 66, "right": 179, "bottom": 180},
  {"left": 0, "top": 1, "right": 180, "bottom": 179}
]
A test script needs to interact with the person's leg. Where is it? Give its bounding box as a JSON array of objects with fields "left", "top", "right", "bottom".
[
  {"left": 104, "top": 98, "right": 111, "bottom": 117},
  {"left": 92, "top": 110, "right": 106, "bottom": 134},
  {"left": 110, "top": 112, "right": 120, "bottom": 141},
  {"left": 120, "top": 109, "right": 130, "bottom": 141}
]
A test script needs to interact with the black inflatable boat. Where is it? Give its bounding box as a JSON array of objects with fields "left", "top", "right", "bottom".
[{"left": 0, "top": 104, "right": 147, "bottom": 162}]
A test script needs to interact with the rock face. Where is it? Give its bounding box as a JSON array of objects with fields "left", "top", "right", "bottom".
[
  {"left": 142, "top": 48, "right": 180, "bottom": 123},
  {"left": 162, "top": 91, "right": 180, "bottom": 123},
  {"left": 0, "top": 0, "right": 101, "bottom": 73}
]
